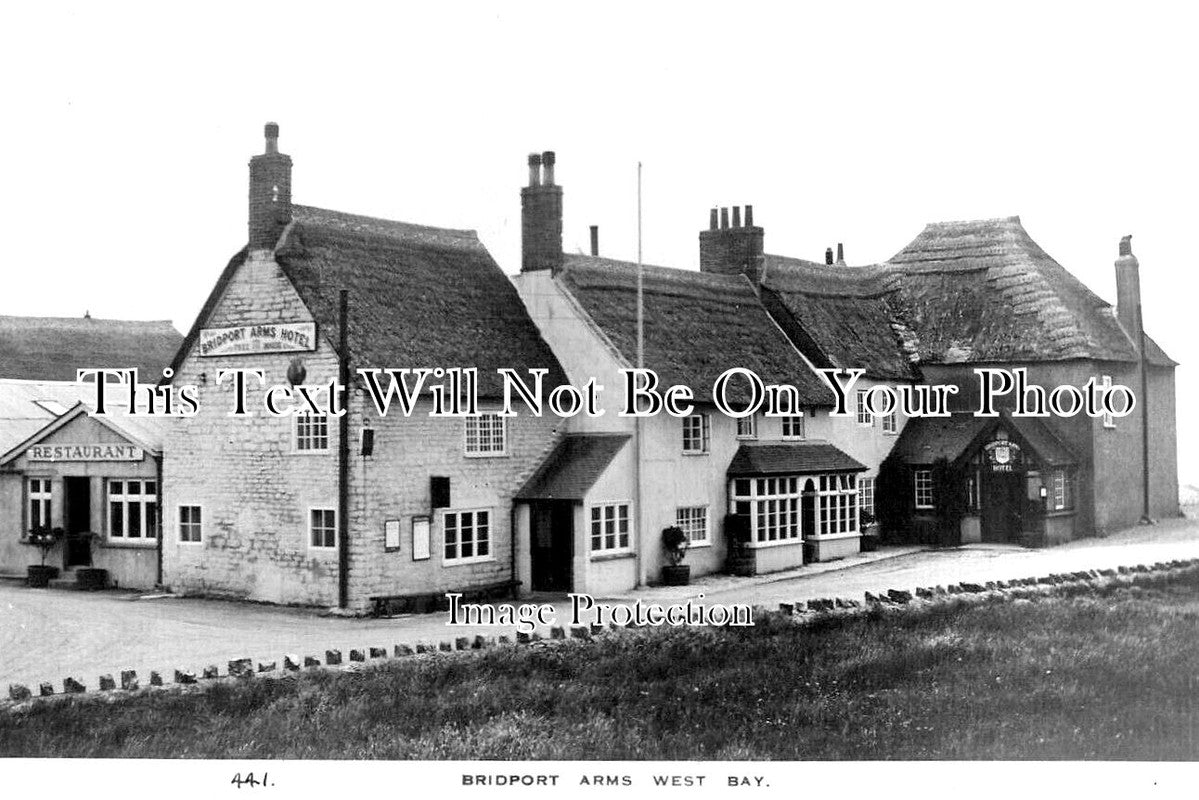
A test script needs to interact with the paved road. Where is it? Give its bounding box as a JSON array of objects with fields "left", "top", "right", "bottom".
[{"left": 2, "top": 518, "right": 1198, "bottom": 690}]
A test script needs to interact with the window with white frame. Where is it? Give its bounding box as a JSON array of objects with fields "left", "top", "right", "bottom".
[
  {"left": 108, "top": 480, "right": 158, "bottom": 540},
  {"left": 817, "top": 474, "right": 858, "bottom": 535},
  {"left": 736, "top": 414, "right": 757, "bottom": 439},
  {"left": 465, "top": 413, "right": 506, "bottom": 456},
  {"left": 676, "top": 505, "right": 709, "bottom": 546},
  {"left": 882, "top": 411, "right": 898, "bottom": 435},
  {"left": 295, "top": 413, "right": 330, "bottom": 451},
  {"left": 178, "top": 505, "right": 203, "bottom": 543},
  {"left": 310, "top": 508, "right": 336, "bottom": 549},
  {"left": 682, "top": 413, "right": 710, "bottom": 453},
  {"left": 28, "top": 478, "right": 51, "bottom": 531},
  {"left": 1101, "top": 376, "right": 1116, "bottom": 429},
  {"left": 590, "top": 502, "right": 631, "bottom": 553},
  {"left": 856, "top": 390, "right": 872, "bottom": 425},
  {"left": 443, "top": 509, "right": 491, "bottom": 562},
  {"left": 858, "top": 476, "right": 875, "bottom": 518},
  {"left": 730, "top": 477, "right": 801, "bottom": 545},
  {"left": 1049, "top": 468, "right": 1074, "bottom": 511},
  {"left": 914, "top": 470, "right": 934, "bottom": 509},
  {"left": 782, "top": 414, "right": 805, "bottom": 440}
]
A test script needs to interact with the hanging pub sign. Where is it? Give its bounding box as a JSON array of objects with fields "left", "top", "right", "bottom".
[
  {"left": 198, "top": 322, "right": 317, "bottom": 358},
  {"left": 27, "top": 443, "right": 144, "bottom": 462},
  {"left": 983, "top": 439, "right": 1022, "bottom": 473}
]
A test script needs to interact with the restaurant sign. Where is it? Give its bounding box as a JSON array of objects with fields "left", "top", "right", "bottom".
[
  {"left": 984, "top": 439, "right": 1022, "bottom": 473},
  {"left": 198, "top": 322, "right": 316, "bottom": 358},
  {"left": 27, "top": 444, "right": 145, "bottom": 462}
]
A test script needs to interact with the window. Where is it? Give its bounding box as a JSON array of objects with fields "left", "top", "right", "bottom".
[
  {"left": 736, "top": 414, "right": 757, "bottom": 439},
  {"left": 730, "top": 478, "right": 801, "bottom": 544},
  {"left": 676, "top": 506, "right": 709, "bottom": 546},
  {"left": 882, "top": 411, "right": 898, "bottom": 435},
  {"left": 858, "top": 476, "right": 875, "bottom": 518},
  {"left": 590, "top": 503, "right": 631, "bottom": 553},
  {"left": 295, "top": 413, "right": 330, "bottom": 451},
  {"left": 108, "top": 480, "right": 158, "bottom": 541},
  {"left": 28, "top": 478, "right": 51, "bottom": 531},
  {"left": 817, "top": 474, "right": 858, "bottom": 536},
  {"left": 1049, "top": 468, "right": 1074, "bottom": 511},
  {"left": 782, "top": 414, "right": 805, "bottom": 440},
  {"left": 465, "top": 413, "right": 506, "bottom": 456},
  {"left": 1101, "top": 376, "right": 1116, "bottom": 429},
  {"left": 443, "top": 509, "right": 491, "bottom": 563},
  {"left": 682, "top": 413, "right": 710, "bottom": 453},
  {"left": 310, "top": 508, "right": 337, "bottom": 549},
  {"left": 178, "top": 505, "right": 203, "bottom": 543},
  {"left": 966, "top": 471, "right": 980, "bottom": 512},
  {"left": 856, "top": 390, "right": 872, "bottom": 425},
  {"left": 914, "top": 470, "right": 934, "bottom": 509}
]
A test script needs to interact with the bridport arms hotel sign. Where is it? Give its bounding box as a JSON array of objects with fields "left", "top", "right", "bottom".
[{"left": 198, "top": 322, "right": 316, "bottom": 358}]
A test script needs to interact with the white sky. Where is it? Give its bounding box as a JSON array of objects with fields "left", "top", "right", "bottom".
[{"left": 1, "top": 1, "right": 1196, "bottom": 485}]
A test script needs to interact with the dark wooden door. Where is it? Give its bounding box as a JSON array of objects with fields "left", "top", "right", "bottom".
[
  {"left": 981, "top": 470, "right": 1022, "bottom": 543},
  {"left": 531, "top": 501, "right": 574, "bottom": 592},
  {"left": 63, "top": 476, "right": 93, "bottom": 567}
]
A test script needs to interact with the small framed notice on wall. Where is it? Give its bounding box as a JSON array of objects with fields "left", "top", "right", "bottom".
[
  {"left": 384, "top": 519, "right": 401, "bottom": 552},
  {"left": 412, "top": 515, "right": 431, "bottom": 561}
]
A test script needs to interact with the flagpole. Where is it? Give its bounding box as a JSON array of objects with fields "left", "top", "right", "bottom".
[
  {"left": 633, "top": 161, "right": 646, "bottom": 587},
  {"left": 636, "top": 161, "right": 644, "bottom": 370}
]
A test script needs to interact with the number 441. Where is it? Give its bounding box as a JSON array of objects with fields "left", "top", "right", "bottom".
[{"left": 231, "top": 772, "right": 273, "bottom": 789}]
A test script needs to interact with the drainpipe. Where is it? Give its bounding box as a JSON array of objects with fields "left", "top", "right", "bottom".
[
  {"left": 1139, "top": 309, "right": 1151, "bottom": 523},
  {"left": 155, "top": 454, "right": 164, "bottom": 587},
  {"left": 338, "top": 289, "right": 351, "bottom": 608}
]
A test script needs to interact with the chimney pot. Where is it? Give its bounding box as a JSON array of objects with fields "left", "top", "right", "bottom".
[
  {"left": 720, "top": 208, "right": 730, "bottom": 229},
  {"left": 709, "top": 208, "right": 718, "bottom": 230},
  {"left": 732, "top": 206, "right": 742, "bottom": 227},
  {"left": 542, "top": 151, "right": 556, "bottom": 185},
  {"left": 1119, "top": 234, "right": 1133, "bottom": 257},
  {"left": 527, "top": 153, "right": 541, "bottom": 187},
  {"left": 745, "top": 205, "right": 754, "bottom": 226},
  {"left": 264, "top": 122, "right": 279, "bottom": 154},
  {"left": 825, "top": 248, "right": 834, "bottom": 265},
  {"left": 836, "top": 243, "right": 845, "bottom": 264},
  {"left": 589, "top": 225, "right": 599, "bottom": 257}
]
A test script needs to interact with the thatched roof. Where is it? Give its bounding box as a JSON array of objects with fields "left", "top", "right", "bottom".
[
  {"left": 761, "top": 255, "right": 920, "bottom": 382},
  {"left": 515, "top": 432, "right": 630, "bottom": 500},
  {"left": 885, "top": 217, "right": 1174, "bottom": 367},
  {"left": 0, "top": 315, "right": 182, "bottom": 382},
  {"left": 727, "top": 442, "right": 866, "bottom": 476},
  {"left": 170, "top": 206, "right": 568, "bottom": 399},
  {"left": 557, "top": 255, "right": 832, "bottom": 406}
]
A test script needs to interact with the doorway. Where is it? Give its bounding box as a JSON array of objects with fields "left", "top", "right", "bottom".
[
  {"left": 980, "top": 469, "right": 1023, "bottom": 543},
  {"left": 530, "top": 500, "right": 574, "bottom": 592},
  {"left": 801, "top": 479, "right": 817, "bottom": 563},
  {"left": 63, "top": 476, "right": 93, "bottom": 568}
]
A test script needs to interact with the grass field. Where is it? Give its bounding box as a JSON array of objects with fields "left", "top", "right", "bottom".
[{"left": 3, "top": 576, "right": 1199, "bottom": 759}]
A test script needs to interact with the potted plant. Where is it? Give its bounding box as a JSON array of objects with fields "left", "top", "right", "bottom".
[
  {"left": 724, "top": 514, "right": 755, "bottom": 576},
  {"left": 660, "top": 525, "right": 691, "bottom": 586},
  {"left": 24, "top": 526, "right": 64, "bottom": 587},
  {"left": 860, "top": 510, "right": 879, "bottom": 552}
]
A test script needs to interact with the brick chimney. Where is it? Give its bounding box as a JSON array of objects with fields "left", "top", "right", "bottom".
[
  {"left": 248, "top": 122, "right": 293, "bottom": 251},
  {"left": 521, "top": 151, "right": 563, "bottom": 272},
  {"left": 1114, "top": 234, "right": 1142, "bottom": 338},
  {"left": 699, "top": 205, "right": 765, "bottom": 284}
]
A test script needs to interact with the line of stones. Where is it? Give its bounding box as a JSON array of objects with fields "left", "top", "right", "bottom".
[
  {"left": 5, "top": 624, "right": 598, "bottom": 704},
  {"left": 7, "top": 558, "right": 1198, "bottom": 705},
  {"left": 774, "top": 559, "right": 1199, "bottom": 619}
]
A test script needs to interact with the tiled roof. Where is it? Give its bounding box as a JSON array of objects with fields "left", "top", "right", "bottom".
[
  {"left": 0, "top": 316, "right": 182, "bottom": 382},
  {"left": 887, "top": 411, "right": 1076, "bottom": 467},
  {"left": 515, "top": 432, "right": 630, "bottom": 501},
  {"left": 0, "top": 379, "right": 95, "bottom": 456},
  {"left": 557, "top": 255, "right": 832, "bottom": 407},
  {"left": 727, "top": 442, "right": 866, "bottom": 476}
]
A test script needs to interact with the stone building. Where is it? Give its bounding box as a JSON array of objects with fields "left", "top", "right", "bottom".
[{"left": 159, "top": 125, "right": 567, "bottom": 612}]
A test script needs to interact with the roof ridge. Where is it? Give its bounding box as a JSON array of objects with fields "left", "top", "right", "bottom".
[{"left": 291, "top": 204, "right": 480, "bottom": 242}]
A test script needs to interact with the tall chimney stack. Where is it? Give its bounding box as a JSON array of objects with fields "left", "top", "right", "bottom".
[
  {"left": 520, "top": 150, "right": 564, "bottom": 272},
  {"left": 825, "top": 248, "right": 834, "bottom": 266},
  {"left": 589, "top": 225, "right": 599, "bottom": 257},
  {"left": 248, "top": 122, "right": 293, "bottom": 251},
  {"left": 1114, "top": 234, "right": 1142, "bottom": 338},
  {"left": 699, "top": 204, "right": 765, "bottom": 285},
  {"left": 835, "top": 242, "right": 845, "bottom": 265}
]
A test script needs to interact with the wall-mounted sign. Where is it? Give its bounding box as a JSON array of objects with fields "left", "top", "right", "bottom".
[
  {"left": 198, "top": 322, "right": 316, "bottom": 358},
  {"left": 412, "top": 516, "right": 431, "bottom": 561},
  {"left": 984, "top": 439, "right": 1022, "bottom": 473},
  {"left": 27, "top": 444, "right": 144, "bottom": 462},
  {"left": 384, "top": 519, "right": 401, "bottom": 552}
]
